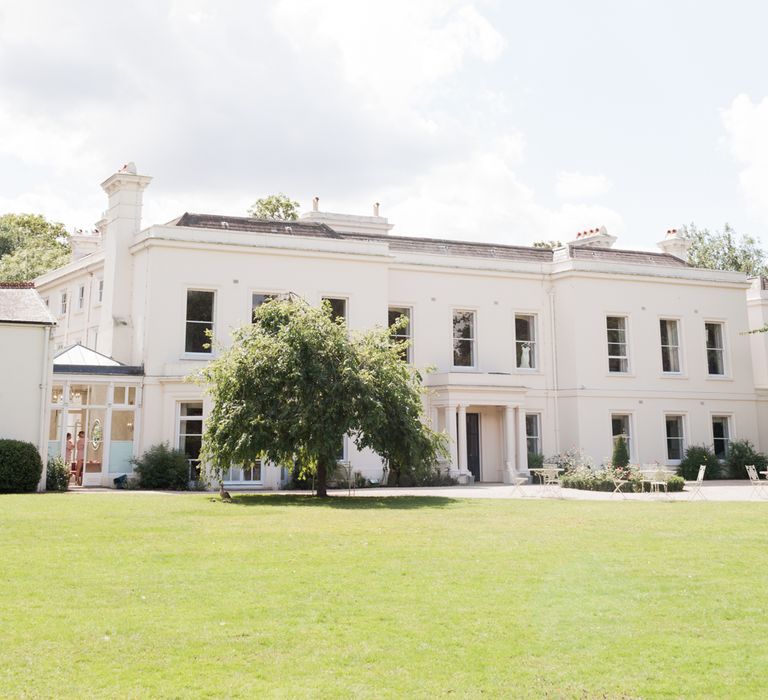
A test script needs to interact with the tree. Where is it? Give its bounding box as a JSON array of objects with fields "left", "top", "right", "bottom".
[
  {"left": 247, "top": 193, "right": 300, "bottom": 221},
  {"left": 0, "top": 213, "right": 70, "bottom": 282},
  {"left": 532, "top": 240, "right": 562, "bottom": 249},
  {"left": 682, "top": 223, "right": 767, "bottom": 277},
  {"left": 196, "top": 298, "right": 446, "bottom": 497},
  {"left": 611, "top": 435, "right": 630, "bottom": 470}
]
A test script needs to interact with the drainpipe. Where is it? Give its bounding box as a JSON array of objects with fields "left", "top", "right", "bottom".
[
  {"left": 36, "top": 325, "right": 54, "bottom": 491},
  {"left": 548, "top": 285, "right": 560, "bottom": 451}
]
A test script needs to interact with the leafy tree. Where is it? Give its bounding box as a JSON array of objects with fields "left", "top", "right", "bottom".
[
  {"left": 196, "top": 298, "right": 446, "bottom": 497},
  {"left": 682, "top": 223, "right": 767, "bottom": 277},
  {"left": 0, "top": 213, "right": 70, "bottom": 282},
  {"left": 611, "top": 435, "right": 630, "bottom": 469},
  {"left": 532, "top": 240, "right": 562, "bottom": 249},
  {"left": 247, "top": 193, "right": 300, "bottom": 221}
]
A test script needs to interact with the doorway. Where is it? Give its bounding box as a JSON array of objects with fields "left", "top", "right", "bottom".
[{"left": 466, "top": 412, "right": 481, "bottom": 482}]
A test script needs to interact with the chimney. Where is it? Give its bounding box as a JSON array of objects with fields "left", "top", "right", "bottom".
[
  {"left": 657, "top": 228, "right": 691, "bottom": 261},
  {"left": 312, "top": 196, "right": 319, "bottom": 212},
  {"left": 568, "top": 225, "right": 617, "bottom": 249},
  {"left": 70, "top": 229, "right": 102, "bottom": 261},
  {"left": 97, "top": 162, "right": 152, "bottom": 362},
  {"left": 373, "top": 202, "right": 380, "bottom": 217}
]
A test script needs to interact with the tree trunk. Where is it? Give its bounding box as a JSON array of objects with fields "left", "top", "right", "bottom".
[{"left": 315, "top": 457, "right": 329, "bottom": 497}]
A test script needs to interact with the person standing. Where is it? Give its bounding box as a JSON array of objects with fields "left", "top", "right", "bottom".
[{"left": 75, "top": 430, "right": 86, "bottom": 486}]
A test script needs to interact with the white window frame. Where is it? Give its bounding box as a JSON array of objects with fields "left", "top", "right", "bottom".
[
  {"left": 704, "top": 320, "right": 728, "bottom": 378},
  {"left": 514, "top": 313, "right": 538, "bottom": 371},
  {"left": 250, "top": 289, "right": 280, "bottom": 322},
  {"left": 452, "top": 308, "right": 477, "bottom": 370},
  {"left": 388, "top": 305, "right": 413, "bottom": 363},
  {"left": 182, "top": 288, "right": 216, "bottom": 357},
  {"left": 606, "top": 315, "right": 630, "bottom": 374},
  {"left": 224, "top": 459, "right": 264, "bottom": 485},
  {"left": 96, "top": 278, "right": 104, "bottom": 305},
  {"left": 711, "top": 414, "right": 732, "bottom": 460},
  {"left": 60, "top": 291, "right": 68, "bottom": 316},
  {"left": 610, "top": 412, "right": 634, "bottom": 461},
  {"left": 176, "top": 401, "right": 204, "bottom": 481},
  {"left": 659, "top": 317, "right": 683, "bottom": 375},
  {"left": 321, "top": 295, "right": 348, "bottom": 324},
  {"left": 525, "top": 413, "right": 541, "bottom": 456},
  {"left": 664, "top": 413, "right": 686, "bottom": 464},
  {"left": 77, "top": 284, "right": 85, "bottom": 312}
]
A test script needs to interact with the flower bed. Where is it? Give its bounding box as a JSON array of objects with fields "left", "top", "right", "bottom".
[{"left": 560, "top": 466, "right": 685, "bottom": 493}]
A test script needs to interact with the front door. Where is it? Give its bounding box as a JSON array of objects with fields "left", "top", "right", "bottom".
[{"left": 466, "top": 413, "right": 481, "bottom": 482}]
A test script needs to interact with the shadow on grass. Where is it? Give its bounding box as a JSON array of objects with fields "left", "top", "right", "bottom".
[{"left": 229, "top": 494, "right": 456, "bottom": 509}]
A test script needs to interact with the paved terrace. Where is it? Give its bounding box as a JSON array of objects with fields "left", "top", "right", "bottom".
[{"left": 67, "top": 481, "right": 768, "bottom": 501}]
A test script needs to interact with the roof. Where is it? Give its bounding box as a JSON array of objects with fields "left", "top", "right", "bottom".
[
  {"left": 175, "top": 212, "right": 339, "bottom": 237},
  {"left": 53, "top": 343, "right": 144, "bottom": 376},
  {"left": 0, "top": 283, "right": 55, "bottom": 325},
  {"left": 569, "top": 245, "right": 689, "bottom": 268},
  {"left": 54, "top": 343, "right": 121, "bottom": 367}
]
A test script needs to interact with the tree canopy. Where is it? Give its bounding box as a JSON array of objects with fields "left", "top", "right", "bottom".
[
  {"left": 247, "top": 193, "right": 300, "bottom": 221},
  {"left": 196, "top": 298, "right": 446, "bottom": 496},
  {"left": 0, "top": 213, "right": 70, "bottom": 282},
  {"left": 682, "top": 223, "right": 767, "bottom": 277},
  {"left": 532, "top": 240, "right": 562, "bottom": 249}
]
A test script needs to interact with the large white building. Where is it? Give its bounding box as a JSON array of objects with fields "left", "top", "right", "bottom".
[{"left": 31, "top": 163, "right": 768, "bottom": 488}]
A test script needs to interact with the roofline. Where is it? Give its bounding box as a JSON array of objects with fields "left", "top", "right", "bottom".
[
  {"left": 53, "top": 364, "right": 144, "bottom": 376},
  {"left": 0, "top": 319, "right": 55, "bottom": 326}
]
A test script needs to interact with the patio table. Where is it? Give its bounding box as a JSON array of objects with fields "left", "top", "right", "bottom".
[{"left": 530, "top": 467, "right": 564, "bottom": 497}]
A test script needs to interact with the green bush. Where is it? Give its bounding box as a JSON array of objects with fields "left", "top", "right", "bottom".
[
  {"left": 677, "top": 445, "right": 721, "bottom": 480},
  {"left": 611, "top": 435, "right": 630, "bottom": 469},
  {"left": 131, "top": 443, "right": 190, "bottom": 490},
  {"left": 725, "top": 440, "right": 768, "bottom": 480},
  {"left": 46, "top": 456, "right": 70, "bottom": 492},
  {"left": 0, "top": 439, "right": 43, "bottom": 493},
  {"left": 527, "top": 452, "right": 544, "bottom": 469},
  {"left": 560, "top": 469, "right": 685, "bottom": 493}
]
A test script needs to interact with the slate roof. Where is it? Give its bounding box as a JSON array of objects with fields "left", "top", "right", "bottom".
[
  {"left": 0, "top": 283, "right": 55, "bottom": 325},
  {"left": 54, "top": 343, "right": 121, "bottom": 367},
  {"left": 569, "top": 245, "right": 689, "bottom": 268},
  {"left": 174, "top": 212, "right": 692, "bottom": 268}
]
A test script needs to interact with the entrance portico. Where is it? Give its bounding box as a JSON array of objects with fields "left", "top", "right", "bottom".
[{"left": 425, "top": 372, "right": 529, "bottom": 483}]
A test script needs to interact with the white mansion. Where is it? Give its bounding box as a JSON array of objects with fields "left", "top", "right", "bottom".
[{"left": 25, "top": 164, "right": 768, "bottom": 488}]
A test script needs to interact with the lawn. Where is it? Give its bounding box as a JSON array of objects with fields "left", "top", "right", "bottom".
[{"left": 1, "top": 494, "right": 767, "bottom": 698}]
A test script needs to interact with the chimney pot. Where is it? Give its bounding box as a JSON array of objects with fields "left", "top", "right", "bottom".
[
  {"left": 373, "top": 202, "right": 380, "bottom": 217},
  {"left": 312, "top": 196, "right": 319, "bottom": 212}
]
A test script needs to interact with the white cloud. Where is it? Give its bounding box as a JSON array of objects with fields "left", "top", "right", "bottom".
[
  {"left": 723, "top": 94, "right": 768, "bottom": 223},
  {"left": 555, "top": 171, "right": 612, "bottom": 200}
]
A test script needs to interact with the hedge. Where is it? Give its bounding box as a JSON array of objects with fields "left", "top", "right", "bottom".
[{"left": 0, "top": 439, "right": 43, "bottom": 493}]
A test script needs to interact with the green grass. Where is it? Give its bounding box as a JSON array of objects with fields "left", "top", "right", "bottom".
[{"left": 1, "top": 494, "right": 768, "bottom": 698}]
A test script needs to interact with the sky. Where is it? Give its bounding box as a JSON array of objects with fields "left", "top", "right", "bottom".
[{"left": 1, "top": 0, "right": 768, "bottom": 251}]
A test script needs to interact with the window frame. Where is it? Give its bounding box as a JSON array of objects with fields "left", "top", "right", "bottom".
[
  {"left": 664, "top": 413, "right": 686, "bottom": 464},
  {"left": 606, "top": 315, "right": 630, "bottom": 374},
  {"left": 175, "top": 401, "right": 204, "bottom": 481},
  {"left": 60, "top": 291, "right": 68, "bottom": 316},
  {"left": 182, "top": 288, "right": 216, "bottom": 357},
  {"left": 77, "top": 284, "right": 85, "bottom": 312},
  {"left": 96, "top": 278, "right": 104, "bottom": 305},
  {"left": 321, "top": 295, "right": 349, "bottom": 324},
  {"left": 704, "top": 320, "right": 728, "bottom": 378},
  {"left": 659, "top": 317, "right": 683, "bottom": 375},
  {"left": 451, "top": 308, "right": 477, "bottom": 370},
  {"left": 514, "top": 313, "right": 538, "bottom": 371},
  {"left": 250, "top": 290, "right": 279, "bottom": 322},
  {"left": 388, "top": 305, "right": 413, "bottom": 363},
  {"left": 525, "top": 413, "right": 541, "bottom": 456},
  {"left": 610, "top": 412, "right": 634, "bottom": 461},
  {"left": 711, "top": 414, "right": 732, "bottom": 460}
]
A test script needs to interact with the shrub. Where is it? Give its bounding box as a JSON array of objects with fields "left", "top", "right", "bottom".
[
  {"left": 611, "top": 435, "right": 630, "bottom": 469},
  {"left": 560, "top": 468, "right": 685, "bottom": 493},
  {"left": 131, "top": 443, "right": 190, "bottom": 490},
  {"left": 677, "top": 445, "right": 721, "bottom": 480},
  {"left": 546, "top": 447, "right": 593, "bottom": 474},
  {"left": 527, "top": 452, "right": 544, "bottom": 469},
  {"left": 46, "top": 456, "right": 70, "bottom": 492},
  {"left": 725, "top": 440, "right": 768, "bottom": 480},
  {"left": 0, "top": 439, "right": 43, "bottom": 493}
]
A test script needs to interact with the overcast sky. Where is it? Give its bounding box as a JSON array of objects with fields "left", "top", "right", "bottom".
[{"left": 2, "top": 0, "right": 768, "bottom": 250}]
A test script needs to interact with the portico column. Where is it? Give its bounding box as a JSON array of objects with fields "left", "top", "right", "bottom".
[
  {"left": 516, "top": 406, "right": 530, "bottom": 476},
  {"left": 446, "top": 405, "right": 459, "bottom": 475},
  {"left": 503, "top": 405, "right": 516, "bottom": 482},
  {"left": 457, "top": 404, "right": 468, "bottom": 475}
]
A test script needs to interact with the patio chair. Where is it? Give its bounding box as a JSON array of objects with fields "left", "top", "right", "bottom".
[
  {"left": 510, "top": 474, "right": 528, "bottom": 497},
  {"left": 688, "top": 464, "right": 706, "bottom": 501},
  {"left": 649, "top": 468, "right": 671, "bottom": 498},
  {"left": 540, "top": 463, "right": 562, "bottom": 498},
  {"left": 746, "top": 465, "right": 767, "bottom": 500}
]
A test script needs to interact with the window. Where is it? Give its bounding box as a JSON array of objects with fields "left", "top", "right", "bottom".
[
  {"left": 660, "top": 319, "right": 681, "bottom": 373},
  {"left": 97, "top": 279, "right": 104, "bottom": 304},
  {"left": 388, "top": 306, "right": 412, "bottom": 362},
  {"left": 712, "top": 416, "right": 730, "bottom": 459},
  {"left": 452, "top": 310, "right": 475, "bottom": 367},
  {"left": 77, "top": 285, "right": 85, "bottom": 311},
  {"left": 525, "top": 414, "right": 541, "bottom": 455},
  {"left": 515, "top": 314, "right": 536, "bottom": 369},
  {"left": 322, "top": 297, "right": 347, "bottom": 322},
  {"left": 705, "top": 322, "right": 725, "bottom": 375},
  {"left": 225, "top": 460, "right": 262, "bottom": 483},
  {"left": 606, "top": 317, "right": 629, "bottom": 373},
  {"left": 43, "top": 297, "right": 49, "bottom": 307},
  {"left": 611, "top": 414, "right": 631, "bottom": 457},
  {"left": 185, "top": 290, "right": 215, "bottom": 353},
  {"left": 178, "top": 402, "right": 203, "bottom": 480},
  {"left": 60, "top": 292, "right": 68, "bottom": 316},
  {"left": 251, "top": 292, "right": 276, "bottom": 321},
  {"left": 665, "top": 415, "right": 685, "bottom": 461}
]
